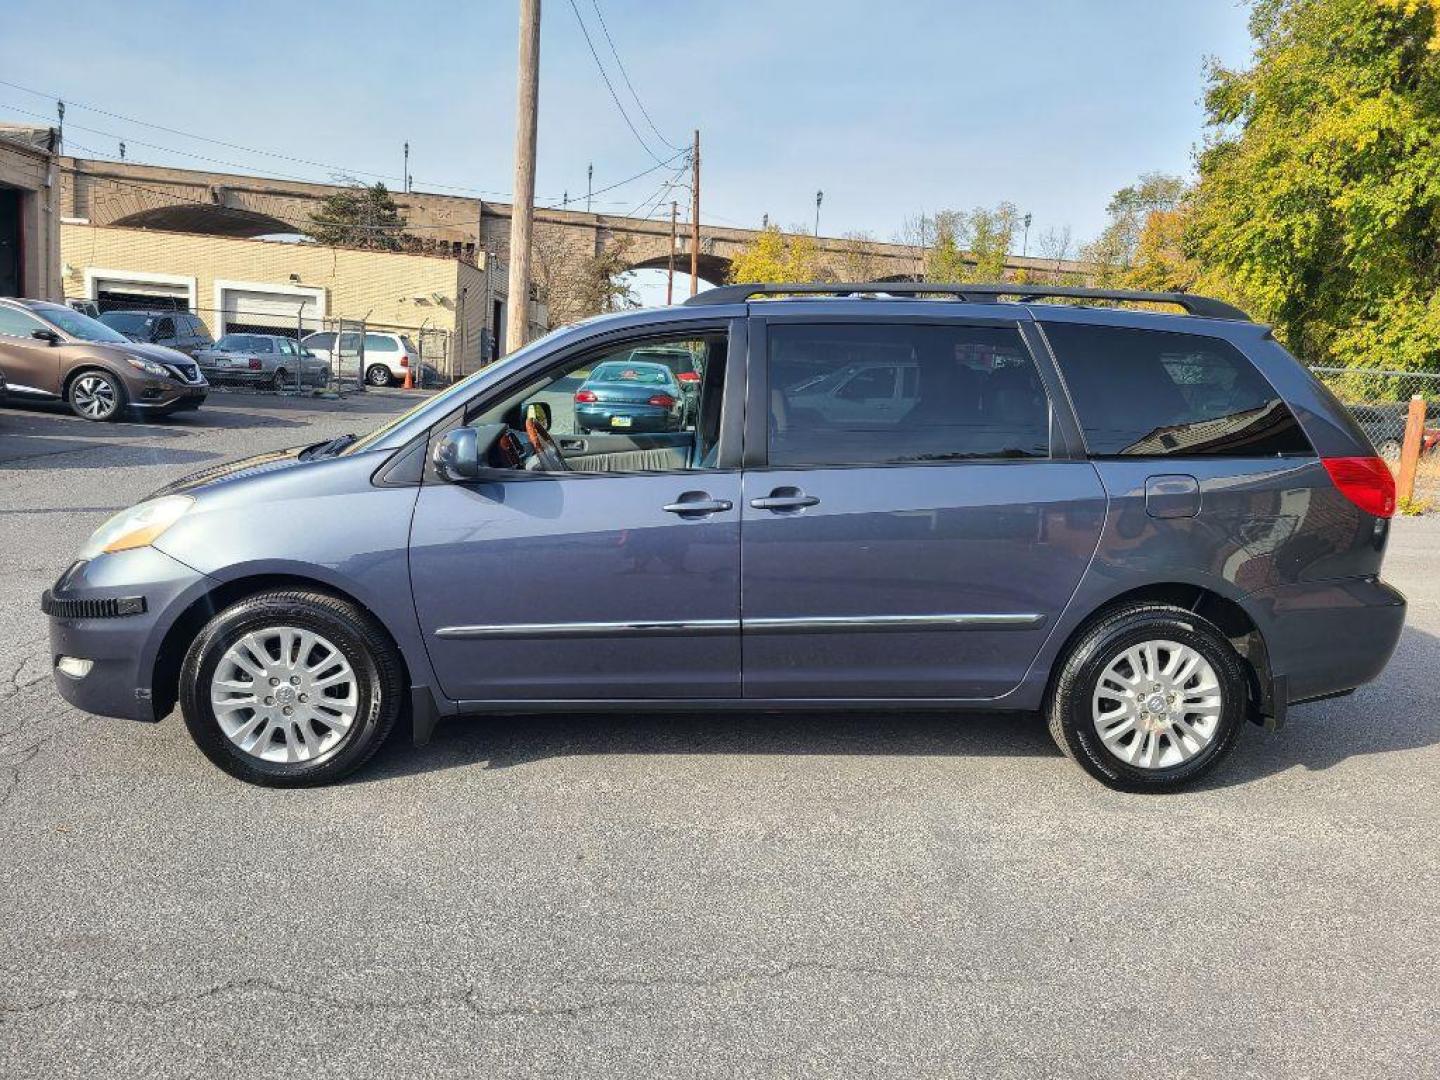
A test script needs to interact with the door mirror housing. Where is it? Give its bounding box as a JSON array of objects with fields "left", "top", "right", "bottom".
[
  {"left": 31, "top": 328, "right": 60, "bottom": 345},
  {"left": 433, "top": 427, "right": 482, "bottom": 482},
  {"left": 523, "top": 400, "right": 551, "bottom": 429}
]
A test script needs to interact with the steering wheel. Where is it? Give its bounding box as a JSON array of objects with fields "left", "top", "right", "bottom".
[{"left": 525, "top": 414, "right": 570, "bottom": 472}]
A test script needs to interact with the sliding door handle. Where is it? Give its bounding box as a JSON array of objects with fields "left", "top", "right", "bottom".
[
  {"left": 663, "top": 493, "right": 733, "bottom": 517},
  {"left": 750, "top": 489, "right": 820, "bottom": 511}
]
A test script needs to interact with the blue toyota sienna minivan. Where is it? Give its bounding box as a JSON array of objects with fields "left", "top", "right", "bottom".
[{"left": 43, "top": 284, "right": 1407, "bottom": 791}]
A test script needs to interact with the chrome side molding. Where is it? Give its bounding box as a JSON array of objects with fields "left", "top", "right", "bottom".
[{"left": 435, "top": 613, "right": 1044, "bottom": 640}]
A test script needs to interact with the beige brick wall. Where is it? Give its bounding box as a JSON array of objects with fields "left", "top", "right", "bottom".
[{"left": 60, "top": 222, "right": 473, "bottom": 338}]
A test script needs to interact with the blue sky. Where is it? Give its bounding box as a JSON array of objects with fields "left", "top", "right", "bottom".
[{"left": 1, "top": 0, "right": 1254, "bottom": 295}]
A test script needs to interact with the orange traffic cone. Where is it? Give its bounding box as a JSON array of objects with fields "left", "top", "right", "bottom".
[{"left": 402, "top": 364, "right": 414, "bottom": 390}]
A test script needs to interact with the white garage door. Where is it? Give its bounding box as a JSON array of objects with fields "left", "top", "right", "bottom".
[{"left": 219, "top": 287, "right": 322, "bottom": 336}]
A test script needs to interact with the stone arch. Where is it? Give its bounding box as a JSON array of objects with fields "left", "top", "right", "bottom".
[
  {"left": 110, "top": 203, "right": 299, "bottom": 238},
  {"left": 626, "top": 249, "right": 732, "bottom": 285}
]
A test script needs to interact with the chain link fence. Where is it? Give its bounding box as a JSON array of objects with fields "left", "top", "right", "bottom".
[
  {"left": 65, "top": 296, "right": 463, "bottom": 393},
  {"left": 1310, "top": 365, "right": 1440, "bottom": 508}
]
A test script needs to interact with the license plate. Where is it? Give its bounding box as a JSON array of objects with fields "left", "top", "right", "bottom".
[{"left": 610, "top": 416, "right": 632, "bottom": 427}]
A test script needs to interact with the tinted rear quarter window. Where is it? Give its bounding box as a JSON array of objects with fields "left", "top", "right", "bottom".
[
  {"left": 1042, "top": 322, "right": 1312, "bottom": 457},
  {"left": 767, "top": 322, "right": 1050, "bottom": 467}
]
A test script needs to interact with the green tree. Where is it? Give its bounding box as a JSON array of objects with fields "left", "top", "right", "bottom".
[
  {"left": 727, "top": 224, "right": 821, "bottom": 283},
  {"left": 1081, "top": 173, "right": 1187, "bottom": 286},
  {"left": 1188, "top": 0, "right": 1440, "bottom": 369},
  {"left": 922, "top": 203, "right": 1020, "bottom": 283},
  {"left": 308, "top": 182, "right": 408, "bottom": 251}
]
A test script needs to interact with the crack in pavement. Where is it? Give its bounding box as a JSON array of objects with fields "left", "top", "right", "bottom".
[{"left": 0, "top": 960, "right": 954, "bottom": 1024}]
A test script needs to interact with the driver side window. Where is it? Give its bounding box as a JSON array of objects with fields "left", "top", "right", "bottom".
[{"left": 467, "top": 331, "right": 728, "bottom": 475}]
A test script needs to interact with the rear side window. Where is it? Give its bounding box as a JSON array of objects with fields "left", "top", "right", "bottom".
[
  {"left": 364, "top": 334, "right": 398, "bottom": 352},
  {"left": 1042, "top": 323, "right": 1312, "bottom": 457},
  {"left": 766, "top": 323, "right": 1049, "bottom": 467}
]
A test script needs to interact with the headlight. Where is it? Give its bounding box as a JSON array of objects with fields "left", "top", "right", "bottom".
[
  {"left": 78, "top": 496, "right": 193, "bottom": 558},
  {"left": 123, "top": 354, "right": 170, "bottom": 378}
]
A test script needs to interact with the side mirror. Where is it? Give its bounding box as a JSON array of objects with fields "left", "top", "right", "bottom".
[
  {"left": 523, "top": 400, "right": 552, "bottom": 429},
  {"left": 432, "top": 427, "right": 481, "bottom": 482},
  {"left": 31, "top": 328, "right": 60, "bottom": 345}
]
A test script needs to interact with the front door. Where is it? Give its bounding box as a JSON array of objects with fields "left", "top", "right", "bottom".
[
  {"left": 741, "top": 317, "right": 1107, "bottom": 700},
  {"left": 0, "top": 188, "right": 20, "bottom": 298},
  {"left": 410, "top": 325, "right": 743, "bottom": 702},
  {"left": 0, "top": 303, "right": 62, "bottom": 397}
]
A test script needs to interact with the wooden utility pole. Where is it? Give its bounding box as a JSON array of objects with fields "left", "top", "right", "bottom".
[
  {"left": 1396, "top": 394, "right": 1427, "bottom": 508},
  {"left": 666, "top": 200, "right": 678, "bottom": 305},
  {"left": 505, "top": 0, "right": 541, "bottom": 354},
  {"left": 689, "top": 129, "right": 700, "bottom": 297}
]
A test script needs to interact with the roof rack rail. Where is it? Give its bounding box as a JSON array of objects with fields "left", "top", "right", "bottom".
[{"left": 683, "top": 282, "right": 1251, "bottom": 321}]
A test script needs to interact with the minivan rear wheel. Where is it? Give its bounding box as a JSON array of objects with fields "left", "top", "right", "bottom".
[
  {"left": 68, "top": 370, "right": 125, "bottom": 422},
  {"left": 1047, "top": 603, "right": 1247, "bottom": 792},
  {"left": 366, "top": 364, "right": 394, "bottom": 387},
  {"left": 178, "top": 590, "right": 403, "bottom": 786}
]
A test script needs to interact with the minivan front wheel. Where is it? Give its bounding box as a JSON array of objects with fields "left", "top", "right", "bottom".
[
  {"left": 179, "top": 590, "right": 403, "bottom": 786},
  {"left": 69, "top": 370, "right": 125, "bottom": 421},
  {"left": 1047, "top": 604, "right": 1248, "bottom": 792}
]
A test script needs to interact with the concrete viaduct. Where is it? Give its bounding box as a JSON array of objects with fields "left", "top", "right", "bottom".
[{"left": 59, "top": 158, "right": 1086, "bottom": 322}]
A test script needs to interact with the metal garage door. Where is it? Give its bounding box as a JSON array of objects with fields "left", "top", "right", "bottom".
[
  {"left": 219, "top": 287, "right": 320, "bottom": 337},
  {"left": 93, "top": 276, "right": 189, "bottom": 312}
]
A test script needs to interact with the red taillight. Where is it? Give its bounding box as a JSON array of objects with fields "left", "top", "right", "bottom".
[
  {"left": 1322, "top": 456, "right": 1395, "bottom": 518},
  {"left": 676, "top": 371, "right": 700, "bottom": 384},
  {"left": 574, "top": 389, "right": 598, "bottom": 403},
  {"left": 248, "top": 358, "right": 262, "bottom": 370},
  {"left": 647, "top": 393, "right": 677, "bottom": 408},
  {"left": 399, "top": 355, "right": 410, "bottom": 367}
]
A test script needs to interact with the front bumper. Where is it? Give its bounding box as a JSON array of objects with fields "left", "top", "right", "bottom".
[
  {"left": 45, "top": 548, "right": 213, "bottom": 722},
  {"left": 132, "top": 378, "right": 209, "bottom": 412}
]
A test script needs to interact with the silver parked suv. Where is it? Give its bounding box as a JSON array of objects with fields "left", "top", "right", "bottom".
[{"left": 43, "top": 283, "right": 1405, "bottom": 790}]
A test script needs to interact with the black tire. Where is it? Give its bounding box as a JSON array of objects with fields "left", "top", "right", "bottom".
[
  {"left": 179, "top": 590, "right": 404, "bottom": 787},
  {"left": 67, "top": 369, "right": 127, "bottom": 422},
  {"left": 270, "top": 367, "right": 291, "bottom": 391},
  {"left": 1377, "top": 438, "right": 1402, "bottom": 463},
  {"left": 1046, "top": 603, "right": 1248, "bottom": 793},
  {"left": 366, "top": 364, "right": 394, "bottom": 387}
]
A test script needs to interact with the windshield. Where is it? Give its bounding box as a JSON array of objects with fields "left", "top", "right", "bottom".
[
  {"left": 99, "top": 312, "right": 151, "bottom": 334},
  {"left": 341, "top": 324, "right": 575, "bottom": 455},
  {"left": 40, "top": 305, "right": 133, "bottom": 344}
]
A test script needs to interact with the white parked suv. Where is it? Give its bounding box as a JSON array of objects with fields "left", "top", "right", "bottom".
[{"left": 302, "top": 330, "right": 419, "bottom": 387}]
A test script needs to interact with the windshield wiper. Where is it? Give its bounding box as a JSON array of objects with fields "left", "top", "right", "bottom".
[{"left": 301, "top": 433, "right": 358, "bottom": 460}]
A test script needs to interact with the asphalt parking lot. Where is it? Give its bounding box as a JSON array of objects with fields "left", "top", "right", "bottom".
[{"left": 2, "top": 393, "right": 1438, "bottom": 1079}]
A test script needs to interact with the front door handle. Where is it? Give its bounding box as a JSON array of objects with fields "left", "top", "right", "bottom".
[
  {"left": 750, "top": 487, "right": 820, "bottom": 512},
  {"left": 663, "top": 492, "right": 733, "bottom": 517}
]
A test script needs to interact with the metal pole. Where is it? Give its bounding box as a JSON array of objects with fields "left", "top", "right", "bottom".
[
  {"left": 689, "top": 129, "right": 700, "bottom": 297},
  {"left": 506, "top": 0, "right": 541, "bottom": 354},
  {"left": 404, "top": 142, "right": 410, "bottom": 193},
  {"left": 1022, "top": 212, "right": 1032, "bottom": 257},
  {"left": 666, "top": 200, "right": 677, "bottom": 305},
  {"left": 815, "top": 190, "right": 823, "bottom": 236},
  {"left": 586, "top": 163, "right": 593, "bottom": 213}
]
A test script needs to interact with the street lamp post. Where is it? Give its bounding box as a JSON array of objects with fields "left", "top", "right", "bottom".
[
  {"left": 815, "top": 190, "right": 823, "bottom": 236},
  {"left": 1022, "top": 212, "right": 1033, "bottom": 257}
]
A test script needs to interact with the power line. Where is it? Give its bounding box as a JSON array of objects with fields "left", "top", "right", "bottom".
[
  {"left": 545, "top": 147, "right": 689, "bottom": 209},
  {"left": 565, "top": 0, "right": 668, "bottom": 165},
  {"left": 589, "top": 0, "right": 685, "bottom": 153},
  {"left": 0, "top": 77, "right": 529, "bottom": 199}
]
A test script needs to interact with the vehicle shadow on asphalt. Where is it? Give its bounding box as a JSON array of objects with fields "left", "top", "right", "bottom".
[
  {"left": 357, "top": 625, "right": 1440, "bottom": 789},
  {"left": 359, "top": 709, "right": 1064, "bottom": 783}
]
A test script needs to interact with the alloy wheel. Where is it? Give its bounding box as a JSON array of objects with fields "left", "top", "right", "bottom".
[
  {"left": 72, "top": 374, "right": 117, "bottom": 419},
  {"left": 210, "top": 626, "right": 359, "bottom": 763},
  {"left": 1090, "top": 639, "right": 1223, "bottom": 770}
]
